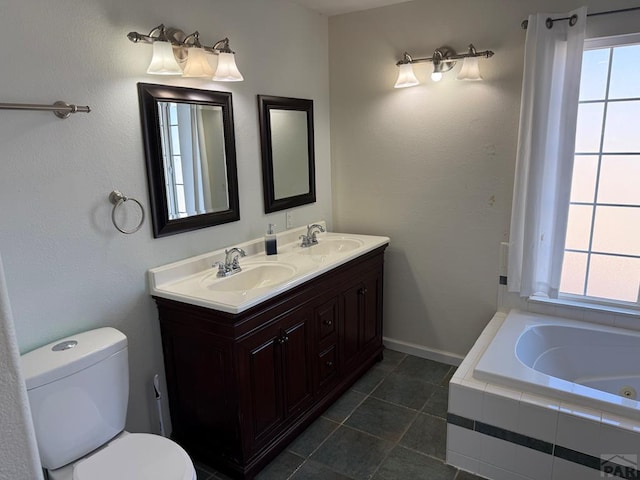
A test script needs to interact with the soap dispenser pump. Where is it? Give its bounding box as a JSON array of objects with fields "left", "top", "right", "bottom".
[{"left": 265, "top": 223, "right": 277, "bottom": 255}]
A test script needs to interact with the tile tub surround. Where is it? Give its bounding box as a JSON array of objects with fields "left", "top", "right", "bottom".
[
  {"left": 448, "top": 311, "right": 640, "bottom": 480},
  {"left": 194, "top": 350, "right": 484, "bottom": 480}
]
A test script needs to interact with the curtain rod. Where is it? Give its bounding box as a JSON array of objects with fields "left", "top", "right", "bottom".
[{"left": 521, "top": 6, "right": 640, "bottom": 29}]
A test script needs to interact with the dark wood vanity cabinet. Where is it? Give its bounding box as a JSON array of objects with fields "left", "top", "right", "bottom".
[
  {"left": 236, "top": 306, "right": 314, "bottom": 455},
  {"left": 154, "top": 245, "right": 387, "bottom": 479}
]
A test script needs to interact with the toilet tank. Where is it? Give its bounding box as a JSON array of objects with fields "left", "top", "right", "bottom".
[{"left": 20, "top": 327, "right": 129, "bottom": 470}]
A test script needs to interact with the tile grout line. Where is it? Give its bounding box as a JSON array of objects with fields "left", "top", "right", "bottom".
[
  {"left": 313, "top": 362, "right": 452, "bottom": 479},
  {"left": 303, "top": 360, "right": 404, "bottom": 479}
]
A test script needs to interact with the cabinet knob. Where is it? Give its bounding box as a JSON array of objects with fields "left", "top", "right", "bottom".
[
  {"left": 358, "top": 287, "right": 368, "bottom": 295},
  {"left": 277, "top": 335, "right": 289, "bottom": 344},
  {"left": 323, "top": 319, "right": 333, "bottom": 326},
  {"left": 326, "top": 361, "right": 333, "bottom": 367}
]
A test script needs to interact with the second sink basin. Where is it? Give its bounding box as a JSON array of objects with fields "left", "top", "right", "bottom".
[
  {"left": 202, "top": 263, "right": 297, "bottom": 292},
  {"left": 297, "top": 237, "right": 364, "bottom": 256}
]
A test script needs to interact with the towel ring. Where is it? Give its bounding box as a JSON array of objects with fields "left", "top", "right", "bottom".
[{"left": 109, "top": 190, "right": 145, "bottom": 234}]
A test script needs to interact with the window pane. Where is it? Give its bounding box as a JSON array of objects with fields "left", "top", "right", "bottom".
[
  {"left": 570, "top": 155, "right": 598, "bottom": 203},
  {"left": 580, "top": 48, "right": 610, "bottom": 101},
  {"left": 609, "top": 44, "right": 640, "bottom": 100},
  {"left": 176, "top": 185, "right": 186, "bottom": 214},
  {"left": 168, "top": 103, "right": 178, "bottom": 125},
  {"left": 598, "top": 155, "right": 640, "bottom": 205},
  {"left": 592, "top": 206, "right": 640, "bottom": 256},
  {"left": 575, "top": 103, "right": 604, "bottom": 153},
  {"left": 172, "top": 156, "right": 183, "bottom": 184},
  {"left": 565, "top": 205, "right": 593, "bottom": 251},
  {"left": 603, "top": 101, "right": 640, "bottom": 152},
  {"left": 560, "top": 251, "right": 587, "bottom": 295},
  {"left": 586, "top": 255, "right": 640, "bottom": 303},
  {"left": 170, "top": 125, "right": 181, "bottom": 155}
]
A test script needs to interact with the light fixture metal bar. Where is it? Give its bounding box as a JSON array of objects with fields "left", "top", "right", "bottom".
[
  {"left": 448, "top": 49, "right": 494, "bottom": 60},
  {"left": 127, "top": 25, "right": 187, "bottom": 46},
  {"left": 397, "top": 48, "right": 494, "bottom": 66},
  {"left": 127, "top": 25, "right": 232, "bottom": 56}
]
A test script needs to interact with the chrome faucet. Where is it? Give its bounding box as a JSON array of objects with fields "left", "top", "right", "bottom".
[
  {"left": 299, "top": 224, "right": 325, "bottom": 247},
  {"left": 214, "top": 247, "right": 246, "bottom": 277}
]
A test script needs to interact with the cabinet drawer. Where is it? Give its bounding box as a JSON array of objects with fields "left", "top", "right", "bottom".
[
  {"left": 318, "top": 345, "right": 337, "bottom": 384},
  {"left": 316, "top": 298, "right": 338, "bottom": 341}
]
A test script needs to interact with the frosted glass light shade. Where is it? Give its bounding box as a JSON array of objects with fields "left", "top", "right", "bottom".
[
  {"left": 147, "top": 40, "right": 182, "bottom": 75},
  {"left": 394, "top": 63, "right": 419, "bottom": 88},
  {"left": 212, "top": 52, "right": 244, "bottom": 82},
  {"left": 457, "top": 56, "right": 483, "bottom": 81},
  {"left": 182, "top": 47, "right": 214, "bottom": 78},
  {"left": 431, "top": 71, "right": 443, "bottom": 82}
]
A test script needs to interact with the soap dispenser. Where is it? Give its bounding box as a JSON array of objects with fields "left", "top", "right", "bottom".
[{"left": 265, "top": 223, "right": 277, "bottom": 255}]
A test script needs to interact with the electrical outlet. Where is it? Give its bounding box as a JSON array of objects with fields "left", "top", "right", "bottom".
[{"left": 286, "top": 211, "right": 293, "bottom": 229}]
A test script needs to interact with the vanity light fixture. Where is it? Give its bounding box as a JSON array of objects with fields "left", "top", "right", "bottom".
[
  {"left": 394, "top": 44, "right": 493, "bottom": 88},
  {"left": 394, "top": 53, "right": 420, "bottom": 88},
  {"left": 142, "top": 25, "right": 182, "bottom": 75},
  {"left": 127, "top": 24, "right": 244, "bottom": 81},
  {"left": 182, "top": 32, "right": 214, "bottom": 78},
  {"left": 211, "top": 39, "right": 244, "bottom": 82}
]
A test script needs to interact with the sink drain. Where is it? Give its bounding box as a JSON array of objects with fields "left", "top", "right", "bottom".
[{"left": 619, "top": 386, "right": 637, "bottom": 399}]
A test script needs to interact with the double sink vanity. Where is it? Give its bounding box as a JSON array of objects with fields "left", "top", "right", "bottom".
[
  {"left": 137, "top": 81, "right": 388, "bottom": 478},
  {"left": 149, "top": 223, "right": 389, "bottom": 479}
]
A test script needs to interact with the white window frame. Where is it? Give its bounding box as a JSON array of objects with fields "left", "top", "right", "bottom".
[{"left": 557, "top": 32, "right": 640, "bottom": 313}]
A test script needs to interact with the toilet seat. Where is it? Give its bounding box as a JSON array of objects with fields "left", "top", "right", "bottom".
[{"left": 73, "top": 433, "right": 195, "bottom": 480}]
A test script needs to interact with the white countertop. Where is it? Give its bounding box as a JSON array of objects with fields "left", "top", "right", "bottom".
[{"left": 148, "top": 223, "right": 389, "bottom": 314}]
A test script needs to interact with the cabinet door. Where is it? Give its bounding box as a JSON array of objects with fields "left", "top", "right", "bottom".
[
  {"left": 237, "top": 308, "right": 314, "bottom": 452},
  {"left": 280, "top": 312, "right": 314, "bottom": 417},
  {"left": 360, "top": 270, "right": 382, "bottom": 350},
  {"left": 341, "top": 268, "right": 382, "bottom": 367},
  {"left": 239, "top": 323, "right": 284, "bottom": 445}
]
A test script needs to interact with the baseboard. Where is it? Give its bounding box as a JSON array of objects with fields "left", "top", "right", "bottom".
[{"left": 382, "top": 337, "right": 464, "bottom": 366}]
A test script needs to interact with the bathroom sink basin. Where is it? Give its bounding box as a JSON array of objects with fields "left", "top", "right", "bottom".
[
  {"left": 201, "top": 263, "right": 297, "bottom": 292},
  {"left": 297, "top": 237, "right": 364, "bottom": 256}
]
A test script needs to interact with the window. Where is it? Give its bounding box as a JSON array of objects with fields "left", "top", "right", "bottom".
[
  {"left": 160, "top": 102, "right": 188, "bottom": 219},
  {"left": 559, "top": 34, "right": 640, "bottom": 307}
]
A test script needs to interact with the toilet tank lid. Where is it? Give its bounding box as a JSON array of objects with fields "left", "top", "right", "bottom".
[{"left": 21, "top": 327, "right": 127, "bottom": 390}]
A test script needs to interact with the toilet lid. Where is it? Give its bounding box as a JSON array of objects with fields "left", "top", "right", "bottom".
[{"left": 73, "top": 433, "right": 195, "bottom": 480}]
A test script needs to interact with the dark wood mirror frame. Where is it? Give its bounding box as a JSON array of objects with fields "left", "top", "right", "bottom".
[
  {"left": 138, "top": 83, "right": 240, "bottom": 238},
  {"left": 258, "top": 95, "right": 316, "bottom": 214}
]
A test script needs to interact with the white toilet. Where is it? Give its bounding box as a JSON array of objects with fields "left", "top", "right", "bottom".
[{"left": 20, "top": 327, "right": 196, "bottom": 480}]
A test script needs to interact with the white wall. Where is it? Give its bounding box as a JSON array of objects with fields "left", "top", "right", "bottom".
[
  {"left": 0, "top": 0, "right": 330, "bottom": 445},
  {"left": 329, "top": 0, "right": 640, "bottom": 360}
]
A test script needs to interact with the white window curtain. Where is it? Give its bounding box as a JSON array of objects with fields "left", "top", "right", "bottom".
[
  {"left": 190, "top": 106, "right": 214, "bottom": 214},
  {"left": 508, "top": 7, "right": 587, "bottom": 298},
  {"left": 177, "top": 104, "right": 214, "bottom": 216}
]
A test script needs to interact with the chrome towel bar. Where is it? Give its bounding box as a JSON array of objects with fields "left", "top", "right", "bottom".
[{"left": 0, "top": 101, "right": 91, "bottom": 119}]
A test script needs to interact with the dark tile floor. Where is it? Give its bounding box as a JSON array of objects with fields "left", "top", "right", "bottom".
[{"left": 194, "top": 349, "right": 485, "bottom": 480}]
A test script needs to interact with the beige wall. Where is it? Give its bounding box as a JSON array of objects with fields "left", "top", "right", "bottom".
[
  {"left": 0, "top": 0, "right": 330, "bottom": 445},
  {"left": 329, "top": 0, "right": 640, "bottom": 359}
]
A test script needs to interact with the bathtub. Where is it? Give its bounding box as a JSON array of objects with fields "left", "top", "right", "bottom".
[
  {"left": 447, "top": 309, "right": 640, "bottom": 480},
  {"left": 475, "top": 309, "right": 640, "bottom": 419}
]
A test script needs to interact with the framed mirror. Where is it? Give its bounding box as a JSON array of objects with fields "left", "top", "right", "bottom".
[
  {"left": 138, "top": 83, "right": 240, "bottom": 237},
  {"left": 258, "top": 95, "right": 316, "bottom": 213}
]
